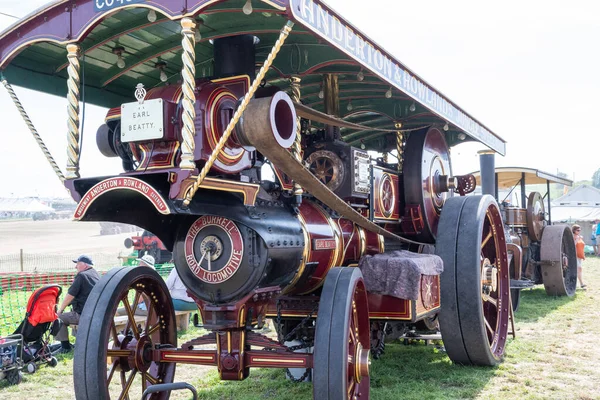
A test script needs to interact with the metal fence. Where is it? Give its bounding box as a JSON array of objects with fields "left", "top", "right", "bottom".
[{"left": 0, "top": 264, "right": 175, "bottom": 337}]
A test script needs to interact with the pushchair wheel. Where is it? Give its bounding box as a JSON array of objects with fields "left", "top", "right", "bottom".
[
  {"left": 49, "top": 356, "right": 58, "bottom": 368},
  {"left": 6, "top": 369, "right": 23, "bottom": 385},
  {"left": 26, "top": 362, "right": 37, "bottom": 374}
]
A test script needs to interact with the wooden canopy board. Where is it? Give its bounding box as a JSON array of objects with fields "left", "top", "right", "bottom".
[
  {"left": 471, "top": 167, "right": 573, "bottom": 190},
  {"left": 0, "top": 0, "right": 505, "bottom": 155}
]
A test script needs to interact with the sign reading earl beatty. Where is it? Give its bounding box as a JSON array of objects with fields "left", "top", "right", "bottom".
[
  {"left": 121, "top": 84, "right": 164, "bottom": 143},
  {"left": 74, "top": 177, "right": 170, "bottom": 220},
  {"left": 290, "top": 0, "right": 505, "bottom": 156}
]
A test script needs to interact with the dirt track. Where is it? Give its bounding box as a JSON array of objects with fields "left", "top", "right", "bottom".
[{"left": 0, "top": 219, "right": 137, "bottom": 256}]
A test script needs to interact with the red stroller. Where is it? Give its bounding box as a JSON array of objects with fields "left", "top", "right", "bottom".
[{"left": 13, "top": 285, "right": 62, "bottom": 373}]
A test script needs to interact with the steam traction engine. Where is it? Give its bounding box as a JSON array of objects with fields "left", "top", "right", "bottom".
[
  {"left": 123, "top": 230, "right": 173, "bottom": 265},
  {"left": 0, "top": 1, "right": 510, "bottom": 398},
  {"left": 472, "top": 165, "right": 578, "bottom": 312}
]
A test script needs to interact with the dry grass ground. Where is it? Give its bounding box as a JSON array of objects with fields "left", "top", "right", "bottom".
[
  {"left": 1, "top": 219, "right": 598, "bottom": 399},
  {"left": 0, "top": 219, "right": 134, "bottom": 256},
  {"left": 1, "top": 258, "right": 599, "bottom": 400}
]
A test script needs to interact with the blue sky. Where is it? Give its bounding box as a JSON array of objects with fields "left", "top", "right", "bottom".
[{"left": 0, "top": 0, "right": 598, "bottom": 197}]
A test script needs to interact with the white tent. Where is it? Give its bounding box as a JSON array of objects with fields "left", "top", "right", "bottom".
[
  {"left": 550, "top": 185, "right": 600, "bottom": 245},
  {"left": 551, "top": 206, "right": 600, "bottom": 223},
  {"left": 0, "top": 197, "right": 55, "bottom": 213},
  {"left": 24, "top": 200, "right": 55, "bottom": 212}
]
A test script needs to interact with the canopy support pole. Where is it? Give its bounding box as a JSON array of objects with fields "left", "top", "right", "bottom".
[
  {"left": 179, "top": 18, "right": 197, "bottom": 170},
  {"left": 66, "top": 43, "right": 81, "bottom": 179},
  {"left": 1, "top": 75, "right": 65, "bottom": 183},
  {"left": 547, "top": 180, "right": 552, "bottom": 225},
  {"left": 289, "top": 75, "right": 304, "bottom": 203},
  {"left": 183, "top": 20, "right": 295, "bottom": 207},
  {"left": 396, "top": 124, "right": 403, "bottom": 173},
  {"left": 520, "top": 173, "right": 526, "bottom": 208}
]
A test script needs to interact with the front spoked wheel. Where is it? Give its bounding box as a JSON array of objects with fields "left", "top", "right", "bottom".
[
  {"left": 313, "top": 267, "right": 371, "bottom": 399},
  {"left": 74, "top": 267, "right": 177, "bottom": 400},
  {"left": 437, "top": 195, "right": 510, "bottom": 366}
]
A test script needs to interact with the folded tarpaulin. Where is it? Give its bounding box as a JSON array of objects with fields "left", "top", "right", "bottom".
[{"left": 358, "top": 250, "right": 443, "bottom": 300}]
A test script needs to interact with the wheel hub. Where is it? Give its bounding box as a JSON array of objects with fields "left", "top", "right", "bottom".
[
  {"left": 481, "top": 258, "right": 498, "bottom": 298},
  {"left": 353, "top": 342, "right": 370, "bottom": 383},
  {"left": 134, "top": 334, "right": 154, "bottom": 373},
  {"left": 118, "top": 335, "right": 135, "bottom": 372}
]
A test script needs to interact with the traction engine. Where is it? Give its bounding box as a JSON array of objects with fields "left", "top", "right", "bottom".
[{"left": 72, "top": 35, "right": 503, "bottom": 399}]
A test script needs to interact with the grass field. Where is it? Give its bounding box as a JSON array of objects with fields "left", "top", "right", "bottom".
[{"left": 1, "top": 258, "right": 598, "bottom": 400}]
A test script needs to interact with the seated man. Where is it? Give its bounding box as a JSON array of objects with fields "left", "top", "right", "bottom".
[
  {"left": 165, "top": 267, "right": 197, "bottom": 311},
  {"left": 55, "top": 255, "right": 100, "bottom": 354}
]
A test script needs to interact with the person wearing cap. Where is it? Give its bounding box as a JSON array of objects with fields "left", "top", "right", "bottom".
[
  {"left": 115, "top": 253, "right": 157, "bottom": 317},
  {"left": 55, "top": 255, "right": 100, "bottom": 354},
  {"left": 137, "top": 254, "right": 155, "bottom": 268}
]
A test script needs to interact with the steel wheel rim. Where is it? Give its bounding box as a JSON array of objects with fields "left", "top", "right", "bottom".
[
  {"left": 105, "top": 275, "right": 176, "bottom": 399},
  {"left": 348, "top": 281, "right": 370, "bottom": 399},
  {"left": 437, "top": 195, "right": 510, "bottom": 366},
  {"left": 481, "top": 205, "right": 510, "bottom": 358}
]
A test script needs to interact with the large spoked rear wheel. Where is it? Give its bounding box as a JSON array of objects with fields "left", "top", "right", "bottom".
[
  {"left": 540, "top": 225, "right": 577, "bottom": 297},
  {"left": 313, "top": 267, "right": 370, "bottom": 399},
  {"left": 74, "top": 266, "right": 177, "bottom": 400},
  {"left": 436, "top": 195, "right": 510, "bottom": 366}
]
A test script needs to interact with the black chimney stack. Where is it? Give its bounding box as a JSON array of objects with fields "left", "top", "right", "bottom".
[
  {"left": 213, "top": 35, "right": 257, "bottom": 81},
  {"left": 478, "top": 150, "right": 496, "bottom": 198}
]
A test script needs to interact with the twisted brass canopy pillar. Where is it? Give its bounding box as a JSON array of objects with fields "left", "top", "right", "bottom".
[
  {"left": 65, "top": 44, "right": 81, "bottom": 179},
  {"left": 179, "top": 18, "right": 197, "bottom": 170},
  {"left": 289, "top": 76, "right": 304, "bottom": 199},
  {"left": 395, "top": 123, "right": 403, "bottom": 173}
]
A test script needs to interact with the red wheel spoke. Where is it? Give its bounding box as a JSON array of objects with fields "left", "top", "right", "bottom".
[
  {"left": 349, "top": 324, "right": 357, "bottom": 346},
  {"left": 481, "top": 231, "right": 493, "bottom": 249},
  {"left": 131, "top": 290, "right": 142, "bottom": 314},
  {"left": 484, "top": 317, "right": 494, "bottom": 336},
  {"left": 147, "top": 323, "right": 160, "bottom": 336},
  {"left": 108, "top": 349, "right": 133, "bottom": 358},
  {"left": 118, "top": 370, "right": 130, "bottom": 400},
  {"left": 122, "top": 295, "right": 140, "bottom": 339},
  {"left": 348, "top": 380, "right": 355, "bottom": 398},
  {"left": 143, "top": 371, "right": 158, "bottom": 385},
  {"left": 107, "top": 362, "right": 117, "bottom": 385},
  {"left": 111, "top": 322, "right": 120, "bottom": 344},
  {"left": 144, "top": 301, "right": 155, "bottom": 334},
  {"left": 485, "top": 296, "right": 498, "bottom": 308},
  {"left": 118, "top": 370, "right": 137, "bottom": 400}
]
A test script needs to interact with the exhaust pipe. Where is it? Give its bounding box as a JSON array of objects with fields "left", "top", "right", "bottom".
[{"left": 478, "top": 149, "right": 496, "bottom": 198}]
